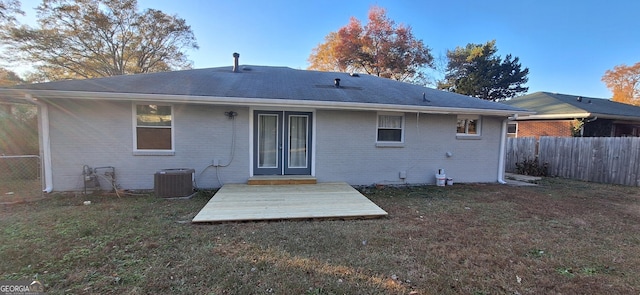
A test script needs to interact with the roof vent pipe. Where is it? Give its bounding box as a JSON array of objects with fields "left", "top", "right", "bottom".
[
  {"left": 233, "top": 52, "right": 240, "bottom": 72},
  {"left": 334, "top": 78, "right": 340, "bottom": 87},
  {"left": 577, "top": 96, "right": 582, "bottom": 102}
]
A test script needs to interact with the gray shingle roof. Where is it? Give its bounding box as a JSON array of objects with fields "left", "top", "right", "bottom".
[
  {"left": 503, "top": 91, "right": 640, "bottom": 120},
  {"left": 8, "top": 65, "right": 527, "bottom": 114}
]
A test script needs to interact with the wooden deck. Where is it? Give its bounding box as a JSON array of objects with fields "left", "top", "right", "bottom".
[{"left": 192, "top": 182, "right": 388, "bottom": 223}]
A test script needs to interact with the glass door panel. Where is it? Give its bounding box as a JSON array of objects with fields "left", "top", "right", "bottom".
[
  {"left": 258, "top": 114, "right": 278, "bottom": 168},
  {"left": 253, "top": 111, "right": 283, "bottom": 175},
  {"left": 284, "top": 112, "right": 312, "bottom": 175},
  {"left": 287, "top": 115, "right": 308, "bottom": 168}
]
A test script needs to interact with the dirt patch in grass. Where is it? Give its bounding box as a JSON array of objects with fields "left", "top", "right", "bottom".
[
  {"left": 0, "top": 179, "right": 43, "bottom": 204},
  {"left": 1, "top": 179, "right": 639, "bottom": 294}
]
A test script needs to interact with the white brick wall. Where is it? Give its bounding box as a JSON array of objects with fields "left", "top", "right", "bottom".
[
  {"left": 314, "top": 110, "right": 503, "bottom": 185},
  {"left": 48, "top": 99, "right": 249, "bottom": 191},
  {"left": 47, "top": 99, "right": 504, "bottom": 191}
]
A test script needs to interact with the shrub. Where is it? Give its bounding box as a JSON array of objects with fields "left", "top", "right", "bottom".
[{"left": 515, "top": 157, "right": 548, "bottom": 176}]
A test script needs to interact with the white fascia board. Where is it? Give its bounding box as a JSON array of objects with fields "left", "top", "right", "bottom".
[{"left": 1, "top": 89, "right": 534, "bottom": 117}]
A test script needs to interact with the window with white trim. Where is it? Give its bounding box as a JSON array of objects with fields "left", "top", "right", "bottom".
[
  {"left": 457, "top": 115, "right": 481, "bottom": 135},
  {"left": 507, "top": 122, "right": 518, "bottom": 138},
  {"left": 377, "top": 113, "right": 404, "bottom": 142},
  {"left": 134, "top": 104, "right": 173, "bottom": 150}
]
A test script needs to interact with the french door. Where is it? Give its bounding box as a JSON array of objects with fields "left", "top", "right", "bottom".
[{"left": 253, "top": 111, "right": 312, "bottom": 175}]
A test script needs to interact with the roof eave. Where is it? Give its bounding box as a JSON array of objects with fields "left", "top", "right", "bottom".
[
  {"left": 0, "top": 89, "right": 532, "bottom": 117},
  {"left": 588, "top": 113, "right": 640, "bottom": 121},
  {"left": 515, "top": 112, "right": 640, "bottom": 121},
  {"left": 514, "top": 113, "right": 591, "bottom": 120}
]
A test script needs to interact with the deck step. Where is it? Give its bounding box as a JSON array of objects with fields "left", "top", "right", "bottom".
[{"left": 247, "top": 176, "right": 317, "bottom": 185}]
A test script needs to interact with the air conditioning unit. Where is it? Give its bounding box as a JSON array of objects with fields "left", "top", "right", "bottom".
[{"left": 154, "top": 168, "right": 195, "bottom": 198}]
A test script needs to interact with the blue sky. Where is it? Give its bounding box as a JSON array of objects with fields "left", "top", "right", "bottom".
[{"left": 16, "top": 0, "right": 640, "bottom": 98}]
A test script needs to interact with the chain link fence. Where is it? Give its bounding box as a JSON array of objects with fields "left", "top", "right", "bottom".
[{"left": 0, "top": 155, "right": 43, "bottom": 203}]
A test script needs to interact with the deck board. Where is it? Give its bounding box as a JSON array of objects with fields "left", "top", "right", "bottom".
[{"left": 192, "top": 182, "right": 388, "bottom": 223}]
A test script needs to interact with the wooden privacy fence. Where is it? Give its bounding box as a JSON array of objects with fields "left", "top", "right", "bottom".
[
  {"left": 506, "top": 137, "right": 640, "bottom": 186},
  {"left": 504, "top": 137, "right": 537, "bottom": 173}
]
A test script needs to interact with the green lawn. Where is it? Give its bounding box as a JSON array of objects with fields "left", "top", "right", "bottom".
[{"left": 1, "top": 178, "right": 639, "bottom": 294}]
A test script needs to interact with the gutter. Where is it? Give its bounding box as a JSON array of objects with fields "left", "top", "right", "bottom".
[
  {"left": 497, "top": 119, "right": 508, "bottom": 184},
  {"left": 41, "top": 103, "right": 53, "bottom": 193},
  {"left": 512, "top": 113, "right": 590, "bottom": 120},
  {"left": 0, "top": 89, "right": 534, "bottom": 117},
  {"left": 513, "top": 112, "right": 640, "bottom": 122}
]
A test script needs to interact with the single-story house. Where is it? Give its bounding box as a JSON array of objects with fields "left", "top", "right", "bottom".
[
  {"left": 0, "top": 55, "right": 531, "bottom": 192},
  {"left": 503, "top": 91, "right": 640, "bottom": 138}
]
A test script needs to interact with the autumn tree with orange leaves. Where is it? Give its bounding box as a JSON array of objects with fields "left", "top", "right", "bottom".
[
  {"left": 602, "top": 62, "right": 640, "bottom": 106},
  {"left": 308, "top": 6, "right": 433, "bottom": 82}
]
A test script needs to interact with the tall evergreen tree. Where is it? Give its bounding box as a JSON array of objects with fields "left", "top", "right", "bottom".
[{"left": 439, "top": 40, "right": 529, "bottom": 101}]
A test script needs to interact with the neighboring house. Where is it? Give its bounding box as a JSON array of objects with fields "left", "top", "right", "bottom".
[
  {"left": 503, "top": 92, "right": 640, "bottom": 138},
  {"left": 0, "top": 55, "right": 530, "bottom": 192}
]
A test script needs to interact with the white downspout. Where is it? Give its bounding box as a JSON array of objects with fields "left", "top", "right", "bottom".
[
  {"left": 30, "top": 97, "right": 53, "bottom": 193},
  {"left": 497, "top": 118, "right": 508, "bottom": 184}
]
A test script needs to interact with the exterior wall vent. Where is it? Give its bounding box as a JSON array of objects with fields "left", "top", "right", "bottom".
[{"left": 154, "top": 168, "right": 195, "bottom": 198}]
